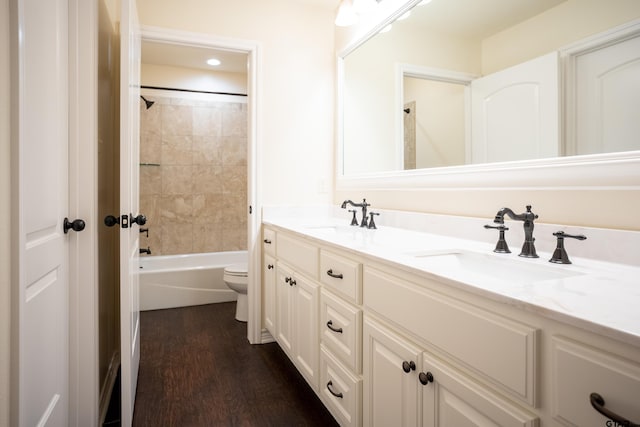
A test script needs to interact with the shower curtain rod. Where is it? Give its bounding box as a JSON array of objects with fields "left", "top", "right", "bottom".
[{"left": 141, "top": 85, "right": 248, "bottom": 97}]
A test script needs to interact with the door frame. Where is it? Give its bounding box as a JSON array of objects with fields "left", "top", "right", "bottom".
[
  {"left": 139, "top": 26, "right": 263, "bottom": 344},
  {"left": 68, "top": 0, "right": 99, "bottom": 425}
]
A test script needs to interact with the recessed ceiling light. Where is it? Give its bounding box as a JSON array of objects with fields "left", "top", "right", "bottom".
[{"left": 206, "top": 58, "right": 221, "bottom": 66}]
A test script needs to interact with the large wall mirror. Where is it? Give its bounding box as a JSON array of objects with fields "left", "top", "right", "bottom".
[{"left": 338, "top": 0, "right": 640, "bottom": 188}]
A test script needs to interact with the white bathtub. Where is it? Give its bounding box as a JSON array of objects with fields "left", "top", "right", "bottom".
[{"left": 139, "top": 251, "right": 247, "bottom": 311}]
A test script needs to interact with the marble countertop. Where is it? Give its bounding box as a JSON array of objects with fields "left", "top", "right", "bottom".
[{"left": 263, "top": 210, "right": 640, "bottom": 348}]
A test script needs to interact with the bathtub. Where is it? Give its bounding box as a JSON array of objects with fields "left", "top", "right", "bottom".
[{"left": 139, "top": 251, "right": 247, "bottom": 311}]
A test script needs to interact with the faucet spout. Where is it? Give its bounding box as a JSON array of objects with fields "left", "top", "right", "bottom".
[
  {"left": 341, "top": 198, "right": 371, "bottom": 227},
  {"left": 493, "top": 205, "right": 539, "bottom": 258}
]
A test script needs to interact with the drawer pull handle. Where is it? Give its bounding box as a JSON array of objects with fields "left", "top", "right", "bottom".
[
  {"left": 264, "top": 239, "right": 272, "bottom": 244},
  {"left": 327, "top": 381, "right": 343, "bottom": 399},
  {"left": 326, "top": 320, "right": 343, "bottom": 334},
  {"left": 419, "top": 372, "right": 434, "bottom": 385},
  {"left": 590, "top": 393, "right": 639, "bottom": 427},
  {"left": 290, "top": 279, "right": 296, "bottom": 286},
  {"left": 326, "top": 269, "right": 344, "bottom": 279},
  {"left": 402, "top": 361, "right": 416, "bottom": 373},
  {"left": 267, "top": 264, "right": 274, "bottom": 269}
]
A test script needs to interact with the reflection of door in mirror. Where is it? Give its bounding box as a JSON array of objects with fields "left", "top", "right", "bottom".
[
  {"left": 403, "top": 76, "right": 467, "bottom": 169},
  {"left": 572, "top": 32, "right": 640, "bottom": 156}
]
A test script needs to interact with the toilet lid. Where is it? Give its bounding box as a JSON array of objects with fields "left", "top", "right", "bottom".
[{"left": 225, "top": 263, "right": 248, "bottom": 276}]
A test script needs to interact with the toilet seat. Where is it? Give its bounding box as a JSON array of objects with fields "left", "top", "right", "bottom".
[{"left": 224, "top": 263, "right": 248, "bottom": 277}]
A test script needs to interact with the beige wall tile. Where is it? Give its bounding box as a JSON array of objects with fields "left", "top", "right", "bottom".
[
  {"left": 162, "top": 165, "right": 193, "bottom": 195},
  {"left": 192, "top": 135, "right": 222, "bottom": 165},
  {"left": 160, "top": 195, "right": 193, "bottom": 223},
  {"left": 222, "top": 227, "right": 247, "bottom": 251},
  {"left": 161, "top": 104, "right": 193, "bottom": 136},
  {"left": 140, "top": 132, "right": 161, "bottom": 164},
  {"left": 140, "top": 166, "right": 162, "bottom": 195},
  {"left": 140, "top": 98, "right": 162, "bottom": 136},
  {"left": 193, "top": 224, "right": 224, "bottom": 253},
  {"left": 221, "top": 192, "right": 247, "bottom": 228},
  {"left": 221, "top": 106, "right": 247, "bottom": 137},
  {"left": 162, "top": 135, "right": 193, "bottom": 165},
  {"left": 221, "top": 136, "right": 247, "bottom": 166},
  {"left": 193, "top": 106, "right": 222, "bottom": 136},
  {"left": 193, "top": 193, "right": 224, "bottom": 225},
  {"left": 161, "top": 223, "right": 193, "bottom": 255},
  {"left": 192, "top": 164, "right": 223, "bottom": 194}
]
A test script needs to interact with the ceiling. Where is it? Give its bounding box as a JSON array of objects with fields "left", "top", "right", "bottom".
[{"left": 141, "top": 41, "right": 248, "bottom": 74}]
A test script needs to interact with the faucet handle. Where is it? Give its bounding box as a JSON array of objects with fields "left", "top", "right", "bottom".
[
  {"left": 484, "top": 224, "right": 511, "bottom": 254},
  {"left": 549, "top": 231, "right": 587, "bottom": 264},
  {"left": 348, "top": 209, "right": 359, "bottom": 226},
  {"left": 368, "top": 212, "right": 380, "bottom": 229}
]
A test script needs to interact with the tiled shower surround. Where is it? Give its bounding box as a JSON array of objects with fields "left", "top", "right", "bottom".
[{"left": 139, "top": 93, "right": 247, "bottom": 256}]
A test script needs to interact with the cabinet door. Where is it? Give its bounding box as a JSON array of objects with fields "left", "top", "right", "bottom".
[
  {"left": 363, "top": 316, "right": 422, "bottom": 427},
  {"left": 263, "top": 254, "right": 277, "bottom": 337},
  {"left": 293, "top": 274, "right": 320, "bottom": 390},
  {"left": 276, "top": 263, "right": 294, "bottom": 358},
  {"left": 421, "top": 352, "right": 538, "bottom": 427}
]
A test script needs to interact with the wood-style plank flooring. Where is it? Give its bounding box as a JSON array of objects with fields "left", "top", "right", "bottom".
[{"left": 133, "top": 302, "right": 339, "bottom": 427}]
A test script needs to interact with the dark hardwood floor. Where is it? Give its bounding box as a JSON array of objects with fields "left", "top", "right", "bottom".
[{"left": 132, "top": 302, "right": 339, "bottom": 427}]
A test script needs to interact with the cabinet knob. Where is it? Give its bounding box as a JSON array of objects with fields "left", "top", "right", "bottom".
[
  {"left": 402, "top": 361, "right": 416, "bottom": 373},
  {"left": 419, "top": 371, "right": 434, "bottom": 385},
  {"left": 285, "top": 277, "right": 291, "bottom": 283},
  {"left": 264, "top": 239, "right": 272, "bottom": 244},
  {"left": 267, "top": 264, "right": 274, "bottom": 270}
]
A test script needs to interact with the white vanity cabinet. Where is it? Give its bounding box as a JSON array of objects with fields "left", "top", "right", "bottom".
[
  {"left": 273, "top": 230, "right": 321, "bottom": 391},
  {"left": 363, "top": 316, "right": 538, "bottom": 427},
  {"left": 262, "top": 229, "right": 277, "bottom": 337},
  {"left": 261, "top": 224, "right": 640, "bottom": 427}
]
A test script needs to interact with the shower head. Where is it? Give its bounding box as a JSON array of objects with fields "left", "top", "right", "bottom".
[{"left": 140, "top": 95, "right": 155, "bottom": 109}]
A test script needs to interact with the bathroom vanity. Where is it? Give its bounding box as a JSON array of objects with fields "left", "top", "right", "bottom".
[{"left": 261, "top": 210, "right": 640, "bottom": 427}]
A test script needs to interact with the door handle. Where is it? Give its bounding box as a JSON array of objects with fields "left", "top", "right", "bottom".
[
  {"left": 131, "top": 214, "right": 147, "bottom": 226},
  {"left": 63, "top": 218, "right": 86, "bottom": 234}
]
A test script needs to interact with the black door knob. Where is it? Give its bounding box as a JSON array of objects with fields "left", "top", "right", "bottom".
[
  {"left": 104, "top": 215, "right": 120, "bottom": 227},
  {"left": 131, "top": 214, "right": 147, "bottom": 226},
  {"left": 64, "top": 218, "right": 86, "bottom": 234}
]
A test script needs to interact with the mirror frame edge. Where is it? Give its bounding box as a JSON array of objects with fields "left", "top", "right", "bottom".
[{"left": 336, "top": 3, "right": 640, "bottom": 191}]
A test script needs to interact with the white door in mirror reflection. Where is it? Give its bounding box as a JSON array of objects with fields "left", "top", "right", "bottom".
[
  {"left": 573, "top": 33, "right": 640, "bottom": 156},
  {"left": 471, "top": 52, "right": 559, "bottom": 164}
]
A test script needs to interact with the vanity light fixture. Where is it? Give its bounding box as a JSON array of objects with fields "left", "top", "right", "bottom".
[
  {"left": 335, "top": 0, "right": 359, "bottom": 27},
  {"left": 206, "top": 58, "right": 221, "bottom": 66}
]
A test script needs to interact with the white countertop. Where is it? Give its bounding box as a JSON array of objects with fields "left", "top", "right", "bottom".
[{"left": 263, "top": 209, "right": 640, "bottom": 348}]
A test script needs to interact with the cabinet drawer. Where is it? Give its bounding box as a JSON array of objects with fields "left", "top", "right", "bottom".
[
  {"left": 320, "top": 249, "right": 362, "bottom": 304},
  {"left": 277, "top": 233, "right": 318, "bottom": 280},
  {"left": 320, "top": 346, "right": 362, "bottom": 427},
  {"left": 364, "top": 266, "right": 538, "bottom": 406},
  {"left": 552, "top": 336, "right": 640, "bottom": 427},
  {"left": 321, "top": 289, "right": 362, "bottom": 374},
  {"left": 263, "top": 228, "right": 276, "bottom": 257}
]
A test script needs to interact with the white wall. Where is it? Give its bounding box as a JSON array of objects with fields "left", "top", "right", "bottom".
[
  {"left": 141, "top": 63, "right": 247, "bottom": 94},
  {"left": 335, "top": 0, "right": 640, "bottom": 230},
  {"left": 0, "top": 0, "right": 10, "bottom": 424},
  {"left": 136, "top": 0, "right": 336, "bottom": 206},
  {"left": 482, "top": 0, "right": 640, "bottom": 74}
]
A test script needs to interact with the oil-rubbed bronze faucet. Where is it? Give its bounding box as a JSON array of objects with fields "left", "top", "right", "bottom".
[
  {"left": 341, "top": 198, "right": 371, "bottom": 227},
  {"left": 494, "top": 205, "right": 539, "bottom": 258}
]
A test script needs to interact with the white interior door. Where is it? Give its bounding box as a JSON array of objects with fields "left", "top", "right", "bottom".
[
  {"left": 471, "top": 52, "right": 559, "bottom": 164},
  {"left": 120, "top": 0, "right": 142, "bottom": 425},
  {"left": 14, "top": 0, "right": 70, "bottom": 425},
  {"left": 572, "top": 32, "right": 640, "bottom": 155}
]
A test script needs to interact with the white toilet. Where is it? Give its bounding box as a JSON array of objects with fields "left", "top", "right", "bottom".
[{"left": 223, "top": 263, "right": 248, "bottom": 322}]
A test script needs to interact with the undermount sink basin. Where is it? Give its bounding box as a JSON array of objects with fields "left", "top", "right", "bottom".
[{"left": 405, "top": 250, "right": 581, "bottom": 283}]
